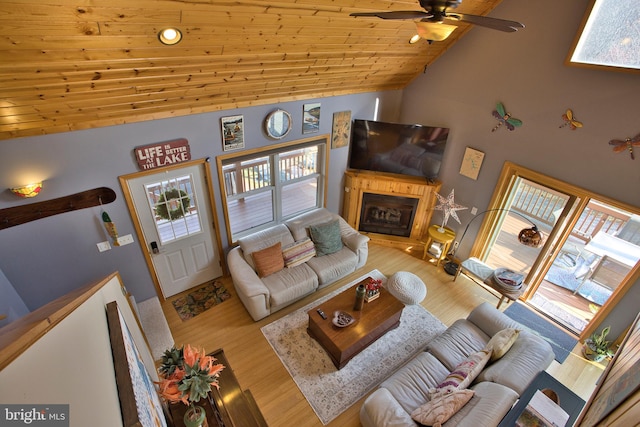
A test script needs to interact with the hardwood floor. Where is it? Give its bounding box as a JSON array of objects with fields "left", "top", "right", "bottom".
[{"left": 162, "top": 243, "right": 605, "bottom": 427}]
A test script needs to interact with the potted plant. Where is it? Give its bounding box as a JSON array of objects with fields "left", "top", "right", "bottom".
[
  {"left": 157, "top": 344, "right": 225, "bottom": 427},
  {"left": 582, "top": 326, "right": 615, "bottom": 362}
]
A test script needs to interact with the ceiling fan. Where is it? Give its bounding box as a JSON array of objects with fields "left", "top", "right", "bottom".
[{"left": 350, "top": 0, "right": 524, "bottom": 42}]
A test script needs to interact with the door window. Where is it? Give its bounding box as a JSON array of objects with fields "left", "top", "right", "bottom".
[{"left": 145, "top": 174, "right": 202, "bottom": 244}]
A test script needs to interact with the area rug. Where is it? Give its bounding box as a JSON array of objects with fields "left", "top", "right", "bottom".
[
  {"left": 504, "top": 301, "right": 577, "bottom": 363},
  {"left": 171, "top": 280, "right": 231, "bottom": 321},
  {"left": 261, "top": 270, "right": 446, "bottom": 425}
]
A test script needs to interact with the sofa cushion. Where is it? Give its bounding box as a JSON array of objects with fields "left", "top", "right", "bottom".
[
  {"left": 285, "top": 208, "right": 336, "bottom": 241},
  {"left": 380, "top": 352, "right": 451, "bottom": 415},
  {"left": 484, "top": 328, "right": 520, "bottom": 361},
  {"left": 309, "top": 219, "right": 343, "bottom": 256},
  {"left": 442, "top": 381, "right": 519, "bottom": 427},
  {"left": 239, "top": 224, "right": 295, "bottom": 270},
  {"left": 282, "top": 238, "right": 316, "bottom": 268},
  {"left": 305, "top": 246, "right": 357, "bottom": 287},
  {"left": 252, "top": 242, "right": 285, "bottom": 278},
  {"left": 261, "top": 263, "right": 318, "bottom": 311},
  {"left": 476, "top": 330, "right": 553, "bottom": 396},
  {"left": 434, "top": 350, "right": 491, "bottom": 393},
  {"left": 426, "top": 319, "right": 490, "bottom": 372},
  {"left": 411, "top": 389, "right": 474, "bottom": 427}
]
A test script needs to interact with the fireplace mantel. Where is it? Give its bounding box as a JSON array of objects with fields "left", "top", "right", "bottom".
[{"left": 342, "top": 170, "right": 442, "bottom": 247}]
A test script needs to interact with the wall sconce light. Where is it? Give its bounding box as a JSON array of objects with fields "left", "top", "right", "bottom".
[
  {"left": 158, "top": 28, "right": 183, "bottom": 45},
  {"left": 10, "top": 182, "right": 43, "bottom": 198}
]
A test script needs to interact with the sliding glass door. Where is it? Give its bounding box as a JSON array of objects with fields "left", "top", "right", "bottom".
[{"left": 473, "top": 163, "right": 640, "bottom": 338}]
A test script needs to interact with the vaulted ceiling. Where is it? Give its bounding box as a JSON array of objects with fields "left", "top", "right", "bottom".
[{"left": 0, "top": 0, "right": 505, "bottom": 140}]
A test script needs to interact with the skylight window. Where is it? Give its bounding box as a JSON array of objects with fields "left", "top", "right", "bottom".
[{"left": 567, "top": 0, "right": 640, "bottom": 72}]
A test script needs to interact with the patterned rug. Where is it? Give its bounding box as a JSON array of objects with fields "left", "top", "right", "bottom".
[
  {"left": 261, "top": 270, "right": 446, "bottom": 425},
  {"left": 171, "top": 280, "right": 231, "bottom": 321}
]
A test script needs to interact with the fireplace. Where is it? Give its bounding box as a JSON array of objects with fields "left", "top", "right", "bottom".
[{"left": 359, "top": 193, "right": 419, "bottom": 237}]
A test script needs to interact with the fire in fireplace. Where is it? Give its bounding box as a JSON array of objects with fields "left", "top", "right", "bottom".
[{"left": 359, "top": 193, "right": 419, "bottom": 237}]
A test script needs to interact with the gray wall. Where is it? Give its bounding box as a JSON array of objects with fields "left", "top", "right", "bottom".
[
  {"left": 0, "top": 91, "right": 402, "bottom": 311},
  {"left": 398, "top": 0, "right": 639, "bottom": 338}
]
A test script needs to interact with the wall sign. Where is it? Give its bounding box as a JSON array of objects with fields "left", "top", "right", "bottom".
[
  {"left": 134, "top": 138, "right": 191, "bottom": 170},
  {"left": 460, "top": 147, "right": 485, "bottom": 180}
]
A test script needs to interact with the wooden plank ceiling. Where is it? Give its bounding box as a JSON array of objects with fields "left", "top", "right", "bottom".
[{"left": 0, "top": 0, "right": 503, "bottom": 140}]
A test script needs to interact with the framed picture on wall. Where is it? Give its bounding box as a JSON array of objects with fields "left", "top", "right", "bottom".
[
  {"left": 459, "top": 147, "right": 485, "bottom": 180},
  {"left": 303, "top": 103, "right": 321, "bottom": 134},
  {"left": 331, "top": 110, "right": 351, "bottom": 149},
  {"left": 221, "top": 115, "right": 245, "bottom": 151},
  {"left": 106, "top": 301, "right": 169, "bottom": 427}
]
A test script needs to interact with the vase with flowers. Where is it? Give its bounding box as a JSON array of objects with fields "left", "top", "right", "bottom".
[{"left": 157, "top": 344, "right": 225, "bottom": 427}]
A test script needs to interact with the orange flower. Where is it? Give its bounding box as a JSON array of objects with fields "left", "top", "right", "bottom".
[
  {"left": 158, "top": 344, "right": 224, "bottom": 405},
  {"left": 157, "top": 376, "right": 188, "bottom": 405},
  {"left": 182, "top": 344, "right": 203, "bottom": 367}
]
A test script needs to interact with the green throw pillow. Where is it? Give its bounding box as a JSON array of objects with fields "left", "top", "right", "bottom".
[{"left": 309, "top": 219, "right": 343, "bottom": 256}]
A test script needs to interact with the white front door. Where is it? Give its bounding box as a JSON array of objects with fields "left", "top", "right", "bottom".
[{"left": 124, "top": 163, "right": 223, "bottom": 298}]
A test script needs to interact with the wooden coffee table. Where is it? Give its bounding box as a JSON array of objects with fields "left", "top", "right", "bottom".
[{"left": 307, "top": 277, "right": 405, "bottom": 369}]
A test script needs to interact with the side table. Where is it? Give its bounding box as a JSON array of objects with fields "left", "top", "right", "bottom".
[
  {"left": 422, "top": 224, "right": 456, "bottom": 267},
  {"left": 169, "top": 348, "right": 268, "bottom": 427},
  {"left": 498, "top": 371, "right": 585, "bottom": 427}
]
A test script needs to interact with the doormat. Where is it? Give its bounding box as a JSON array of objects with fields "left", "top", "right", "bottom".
[
  {"left": 504, "top": 302, "right": 578, "bottom": 364},
  {"left": 171, "top": 281, "right": 231, "bottom": 321}
]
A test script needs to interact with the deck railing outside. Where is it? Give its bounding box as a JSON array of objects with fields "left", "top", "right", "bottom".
[
  {"left": 222, "top": 150, "right": 316, "bottom": 197},
  {"left": 512, "top": 181, "right": 630, "bottom": 241}
]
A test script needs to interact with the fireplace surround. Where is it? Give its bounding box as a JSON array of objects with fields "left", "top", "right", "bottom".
[{"left": 342, "top": 171, "right": 441, "bottom": 247}]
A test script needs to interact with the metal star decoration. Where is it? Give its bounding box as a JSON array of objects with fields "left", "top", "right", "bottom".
[{"left": 434, "top": 189, "right": 468, "bottom": 230}]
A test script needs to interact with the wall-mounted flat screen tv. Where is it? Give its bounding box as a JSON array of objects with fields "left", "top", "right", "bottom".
[{"left": 348, "top": 119, "right": 450, "bottom": 181}]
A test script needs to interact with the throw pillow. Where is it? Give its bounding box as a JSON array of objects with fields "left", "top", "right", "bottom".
[
  {"left": 411, "top": 389, "right": 475, "bottom": 427},
  {"left": 435, "top": 350, "right": 491, "bottom": 393},
  {"left": 252, "top": 242, "right": 284, "bottom": 278},
  {"left": 484, "top": 328, "right": 520, "bottom": 361},
  {"left": 309, "top": 219, "right": 343, "bottom": 256},
  {"left": 282, "top": 238, "right": 316, "bottom": 268}
]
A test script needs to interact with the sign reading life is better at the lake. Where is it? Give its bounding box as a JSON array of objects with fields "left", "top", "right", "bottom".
[{"left": 134, "top": 138, "right": 191, "bottom": 170}]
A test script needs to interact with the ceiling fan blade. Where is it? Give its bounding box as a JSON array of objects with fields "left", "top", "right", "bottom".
[
  {"left": 445, "top": 13, "right": 525, "bottom": 32},
  {"left": 350, "top": 11, "right": 432, "bottom": 20}
]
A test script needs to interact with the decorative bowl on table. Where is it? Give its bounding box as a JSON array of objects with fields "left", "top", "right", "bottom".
[
  {"left": 493, "top": 268, "right": 524, "bottom": 290},
  {"left": 332, "top": 311, "right": 355, "bottom": 328}
]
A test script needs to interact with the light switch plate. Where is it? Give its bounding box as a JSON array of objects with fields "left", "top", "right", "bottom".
[
  {"left": 97, "top": 241, "right": 111, "bottom": 252},
  {"left": 117, "top": 234, "right": 134, "bottom": 246}
]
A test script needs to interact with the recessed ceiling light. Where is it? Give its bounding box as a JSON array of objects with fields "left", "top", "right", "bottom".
[
  {"left": 158, "top": 28, "right": 182, "bottom": 45},
  {"left": 409, "top": 34, "right": 421, "bottom": 44}
]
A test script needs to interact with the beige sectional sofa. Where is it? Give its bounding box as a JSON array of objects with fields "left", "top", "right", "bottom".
[
  {"left": 360, "top": 302, "right": 555, "bottom": 427},
  {"left": 227, "top": 208, "right": 369, "bottom": 321}
]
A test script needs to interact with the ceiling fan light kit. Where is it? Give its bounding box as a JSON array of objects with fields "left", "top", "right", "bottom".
[
  {"left": 351, "top": 0, "right": 524, "bottom": 42},
  {"left": 415, "top": 22, "right": 457, "bottom": 41}
]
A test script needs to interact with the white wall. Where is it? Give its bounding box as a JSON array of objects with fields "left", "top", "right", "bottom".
[{"left": 0, "top": 273, "right": 156, "bottom": 427}]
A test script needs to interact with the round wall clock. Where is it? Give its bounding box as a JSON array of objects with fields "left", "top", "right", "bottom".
[{"left": 265, "top": 109, "right": 292, "bottom": 139}]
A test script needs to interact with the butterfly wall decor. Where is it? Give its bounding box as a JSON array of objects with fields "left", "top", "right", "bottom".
[
  {"left": 609, "top": 133, "right": 640, "bottom": 160},
  {"left": 559, "top": 109, "right": 583, "bottom": 130},
  {"left": 492, "top": 102, "right": 522, "bottom": 132}
]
